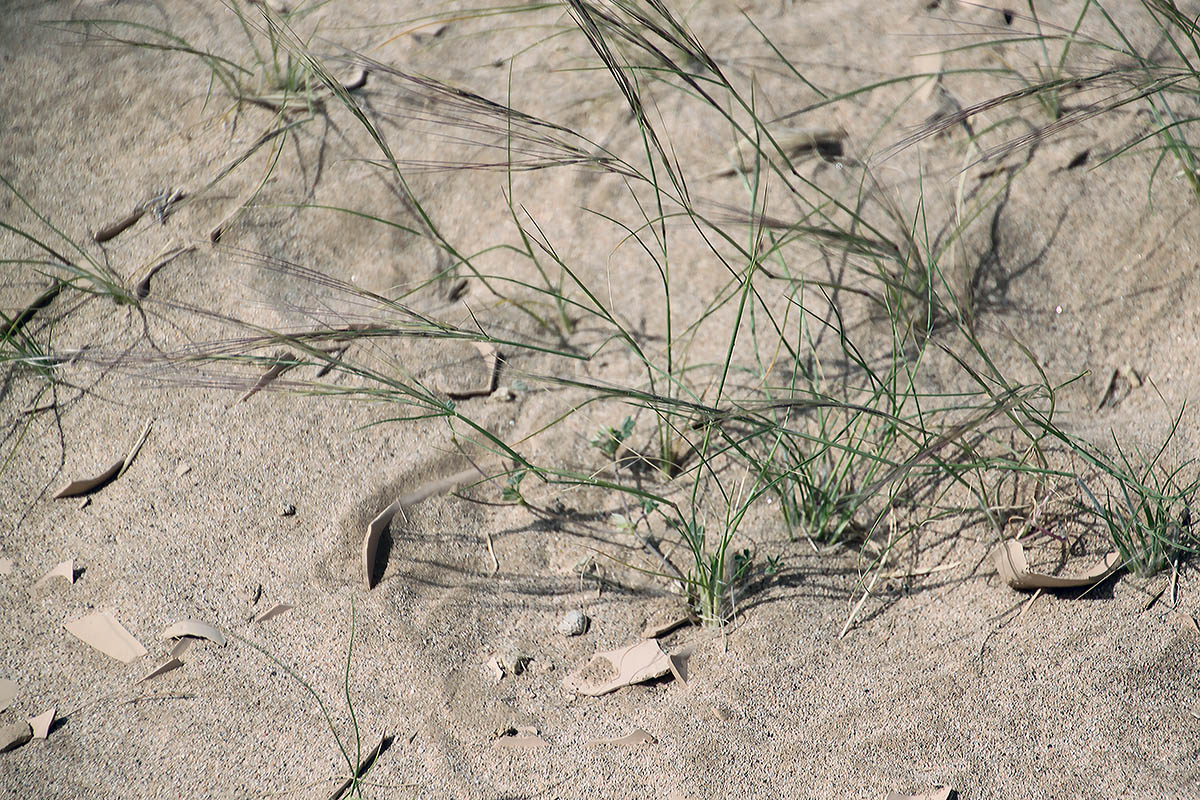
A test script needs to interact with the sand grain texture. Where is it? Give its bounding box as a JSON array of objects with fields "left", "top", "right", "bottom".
[{"left": 1, "top": 1, "right": 1198, "bottom": 798}]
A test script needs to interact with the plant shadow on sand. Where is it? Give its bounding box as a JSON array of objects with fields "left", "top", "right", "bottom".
[{"left": 4, "top": 0, "right": 1200, "bottom": 797}]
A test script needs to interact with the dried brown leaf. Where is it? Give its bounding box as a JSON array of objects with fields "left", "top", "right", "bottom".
[
  {"left": 160, "top": 620, "right": 227, "bottom": 647},
  {"left": 563, "top": 640, "right": 674, "bottom": 696},
  {"left": 993, "top": 540, "right": 1121, "bottom": 590},
  {"left": 65, "top": 611, "right": 147, "bottom": 663}
]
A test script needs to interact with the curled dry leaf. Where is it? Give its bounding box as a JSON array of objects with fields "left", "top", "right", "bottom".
[
  {"left": 564, "top": 639, "right": 674, "bottom": 696},
  {"left": 34, "top": 559, "right": 74, "bottom": 588},
  {"left": 138, "top": 658, "right": 183, "bottom": 683},
  {"left": 253, "top": 603, "right": 293, "bottom": 623},
  {"left": 993, "top": 540, "right": 1121, "bottom": 590},
  {"left": 6, "top": 282, "right": 63, "bottom": 339},
  {"left": 586, "top": 728, "right": 657, "bottom": 746},
  {"left": 27, "top": 708, "right": 55, "bottom": 739},
  {"left": 363, "top": 466, "right": 485, "bottom": 589},
  {"left": 54, "top": 419, "right": 152, "bottom": 499},
  {"left": 160, "top": 620, "right": 227, "bottom": 647},
  {"left": 65, "top": 611, "right": 147, "bottom": 663},
  {"left": 169, "top": 638, "right": 194, "bottom": 660},
  {"left": 493, "top": 726, "right": 549, "bottom": 750},
  {"left": 445, "top": 343, "right": 501, "bottom": 400},
  {"left": 133, "top": 244, "right": 194, "bottom": 299},
  {"left": 92, "top": 206, "right": 147, "bottom": 243}
]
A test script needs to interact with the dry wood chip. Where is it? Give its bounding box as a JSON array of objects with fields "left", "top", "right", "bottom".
[
  {"left": 27, "top": 708, "right": 55, "bottom": 740},
  {"left": 993, "top": 540, "right": 1121, "bottom": 590},
  {"left": 54, "top": 461, "right": 123, "bottom": 499},
  {"left": 586, "top": 728, "right": 656, "bottom": 746},
  {"left": 253, "top": 603, "right": 293, "bottom": 623},
  {"left": 641, "top": 608, "right": 696, "bottom": 639},
  {"left": 493, "top": 726, "right": 549, "bottom": 750},
  {"left": 169, "top": 638, "right": 194, "bottom": 660},
  {"left": 34, "top": 559, "right": 74, "bottom": 588},
  {"left": 0, "top": 679, "right": 16, "bottom": 712},
  {"left": 138, "top": 658, "right": 183, "bottom": 683},
  {"left": 54, "top": 419, "right": 152, "bottom": 498},
  {"left": 0, "top": 722, "right": 31, "bottom": 753},
  {"left": 912, "top": 52, "right": 944, "bottom": 103},
  {"left": 65, "top": 611, "right": 147, "bottom": 663},
  {"left": 884, "top": 788, "right": 956, "bottom": 800},
  {"left": 341, "top": 68, "right": 368, "bottom": 92}
]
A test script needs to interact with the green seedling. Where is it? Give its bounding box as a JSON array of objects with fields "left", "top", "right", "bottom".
[
  {"left": 502, "top": 469, "right": 528, "bottom": 504},
  {"left": 590, "top": 416, "right": 635, "bottom": 460}
]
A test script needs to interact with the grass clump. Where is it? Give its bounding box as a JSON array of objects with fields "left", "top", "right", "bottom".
[
  {"left": 1075, "top": 408, "right": 1199, "bottom": 577},
  {"left": 34, "top": 0, "right": 1200, "bottom": 623}
]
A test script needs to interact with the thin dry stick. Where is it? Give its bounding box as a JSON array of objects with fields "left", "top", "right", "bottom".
[
  {"left": 117, "top": 418, "right": 154, "bottom": 480},
  {"left": 1016, "top": 588, "right": 1043, "bottom": 622},
  {"left": 485, "top": 531, "right": 500, "bottom": 575},
  {"left": 839, "top": 510, "right": 895, "bottom": 638},
  {"left": 133, "top": 244, "right": 196, "bottom": 299}
]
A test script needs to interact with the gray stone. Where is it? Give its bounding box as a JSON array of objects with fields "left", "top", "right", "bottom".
[{"left": 558, "top": 610, "right": 589, "bottom": 637}]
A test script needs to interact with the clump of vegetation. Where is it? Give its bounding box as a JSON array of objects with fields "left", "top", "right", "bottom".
[{"left": 10, "top": 0, "right": 1200, "bottom": 631}]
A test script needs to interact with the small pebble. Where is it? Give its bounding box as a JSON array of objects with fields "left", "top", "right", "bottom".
[
  {"left": 558, "top": 610, "right": 589, "bottom": 637},
  {"left": 279, "top": 504, "right": 296, "bottom": 517},
  {"left": 0, "top": 721, "right": 31, "bottom": 753},
  {"left": 175, "top": 463, "right": 192, "bottom": 478}
]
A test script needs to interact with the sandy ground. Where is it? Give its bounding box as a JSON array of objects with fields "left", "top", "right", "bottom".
[{"left": 2, "top": 1, "right": 1200, "bottom": 798}]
